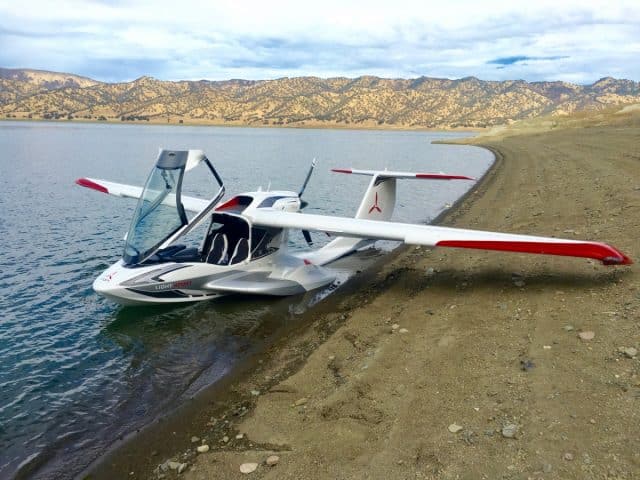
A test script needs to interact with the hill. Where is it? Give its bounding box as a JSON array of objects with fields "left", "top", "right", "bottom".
[{"left": 1, "top": 68, "right": 639, "bottom": 128}]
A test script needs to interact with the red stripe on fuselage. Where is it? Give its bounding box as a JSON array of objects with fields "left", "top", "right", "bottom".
[
  {"left": 435, "top": 240, "right": 632, "bottom": 265},
  {"left": 75, "top": 178, "right": 109, "bottom": 194},
  {"left": 331, "top": 168, "right": 353, "bottom": 174},
  {"left": 215, "top": 196, "right": 241, "bottom": 211}
]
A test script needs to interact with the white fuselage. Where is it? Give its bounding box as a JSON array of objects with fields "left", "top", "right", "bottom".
[{"left": 94, "top": 190, "right": 343, "bottom": 305}]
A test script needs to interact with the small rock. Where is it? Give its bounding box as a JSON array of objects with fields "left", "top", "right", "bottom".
[
  {"left": 167, "top": 461, "right": 181, "bottom": 471},
  {"left": 578, "top": 331, "right": 595, "bottom": 341},
  {"left": 240, "top": 462, "right": 258, "bottom": 474},
  {"left": 502, "top": 424, "right": 518, "bottom": 438},
  {"left": 251, "top": 390, "right": 260, "bottom": 396},
  {"left": 398, "top": 328, "right": 409, "bottom": 334},
  {"left": 563, "top": 325, "right": 574, "bottom": 332},
  {"left": 222, "top": 435, "right": 229, "bottom": 443},
  {"left": 543, "top": 463, "right": 553, "bottom": 473},
  {"left": 293, "top": 397, "right": 307, "bottom": 407},
  {"left": 448, "top": 423, "right": 463, "bottom": 433},
  {"left": 623, "top": 347, "right": 638, "bottom": 358},
  {"left": 563, "top": 452, "right": 574, "bottom": 461},
  {"left": 520, "top": 359, "right": 535, "bottom": 372},
  {"left": 543, "top": 345, "right": 552, "bottom": 350},
  {"left": 196, "top": 445, "right": 209, "bottom": 453},
  {"left": 190, "top": 436, "right": 200, "bottom": 443},
  {"left": 235, "top": 433, "right": 244, "bottom": 440},
  {"left": 513, "top": 280, "right": 526, "bottom": 288},
  {"left": 328, "top": 355, "right": 336, "bottom": 361},
  {"left": 265, "top": 455, "right": 279, "bottom": 466},
  {"left": 461, "top": 430, "right": 475, "bottom": 444},
  {"left": 391, "top": 323, "right": 400, "bottom": 331},
  {"left": 177, "top": 463, "right": 187, "bottom": 474}
]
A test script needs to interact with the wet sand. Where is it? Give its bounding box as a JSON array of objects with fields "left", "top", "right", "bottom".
[{"left": 93, "top": 110, "right": 639, "bottom": 479}]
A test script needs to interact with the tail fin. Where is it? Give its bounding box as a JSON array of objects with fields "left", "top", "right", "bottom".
[
  {"left": 305, "top": 168, "right": 475, "bottom": 265},
  {"left": 331, "top": 168, "right": 475, "bottom": 221}
]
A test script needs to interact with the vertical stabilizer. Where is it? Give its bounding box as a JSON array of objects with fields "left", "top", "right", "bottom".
[{"left": 355, "top": 175, "right": 396, "bottom": 220}]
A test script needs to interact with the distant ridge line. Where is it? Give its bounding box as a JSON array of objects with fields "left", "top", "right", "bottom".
[{"left": 1, "top": 67, "right": 639, "bottom": 128}]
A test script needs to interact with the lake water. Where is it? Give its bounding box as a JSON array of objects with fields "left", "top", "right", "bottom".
[{"left": 0, "top": 121, "right": 493, "bottom": 479}]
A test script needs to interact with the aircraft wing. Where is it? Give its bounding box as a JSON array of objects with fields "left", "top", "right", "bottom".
[
  {"left": 75, "top": 177, "right": 209, "bottom": 213},
  {"left": 249, "top": 209, "right": 632, "bottom": 266}
]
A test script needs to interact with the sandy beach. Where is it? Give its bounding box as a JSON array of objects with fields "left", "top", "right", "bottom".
[{"left": 90, "top": 109, "right": 639, "bottom": 480}]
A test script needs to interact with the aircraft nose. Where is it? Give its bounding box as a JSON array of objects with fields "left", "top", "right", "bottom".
[
  {"left": 92, "top": 276, "right": 109, "bottom": 294},
  {"left": 93, "top": 272, "right": 119, "bottom": 295}
]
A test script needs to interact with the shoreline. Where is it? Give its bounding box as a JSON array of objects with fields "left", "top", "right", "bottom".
[
  {"left": 75, "top": 145, "right": 500, "bottom": 480},
  {"left": 175, "top": 118, "right": 637, "bottom": 479},
  {"left": 0, "top": 117, "right": 487, "bottom": 133}
]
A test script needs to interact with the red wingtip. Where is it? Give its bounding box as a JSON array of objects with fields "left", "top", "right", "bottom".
[
  {"left": 75, "top": 178, "right": 108, "bottom": 194},
  {"left": 331, "top": 168, "right": 352, "bottom": 174},
  {"left": 436, "top": 240, "right": 632, "bottom": 266},
  {"left": 602, "top": 251, "right": 633, "bottom": 266}
]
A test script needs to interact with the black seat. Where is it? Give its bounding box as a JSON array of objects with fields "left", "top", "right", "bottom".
[
  {"left": 206, "top": 233, "right": 228, "bottom": 264},
  {"left": 229, "top": 238, "right": 249, "bottom": 265}
]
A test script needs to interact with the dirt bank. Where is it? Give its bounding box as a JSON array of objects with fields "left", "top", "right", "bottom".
[{"left": 108, "top": 112, "right": 639, "bottom": 480}]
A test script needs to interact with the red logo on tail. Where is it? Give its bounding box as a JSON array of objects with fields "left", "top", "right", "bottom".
[{"left": 368, "top": 192, "right": 382, "bottom": 214}]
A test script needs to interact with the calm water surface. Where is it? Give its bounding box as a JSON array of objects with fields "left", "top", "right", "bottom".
[{"left": 0, "top": 122, "right": 493, "bottom": 478}]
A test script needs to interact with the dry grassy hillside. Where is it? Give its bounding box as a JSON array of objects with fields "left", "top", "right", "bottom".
[{"left": 1, "top": 68, "right": 639, "bottom": 128}]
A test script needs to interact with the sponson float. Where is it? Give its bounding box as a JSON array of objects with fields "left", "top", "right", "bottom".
[{"left": 76, "top": 149, "right": 632, "bottom": 305}]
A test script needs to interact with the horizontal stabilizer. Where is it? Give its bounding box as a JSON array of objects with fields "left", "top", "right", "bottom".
[{"left": 331, "top": 168, "right": 475, "bottom": 181}]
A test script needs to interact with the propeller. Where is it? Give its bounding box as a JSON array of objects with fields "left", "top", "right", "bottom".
[
  {"left": 298, "top": 158, "right": 316, "bottom": 210},
  {"left": 302, "top": 230, "right": 314, "bottom": 246},
  {"left": 298, "top": 159, "right": 316, "bottom": 246}
]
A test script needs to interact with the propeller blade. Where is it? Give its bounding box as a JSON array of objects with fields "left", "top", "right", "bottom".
[
  {"left": 302, "top": 230, "right": 313, "bottom": 246},
  {"left": 298, "top": 158, "right": 316, "bottom": 198}
]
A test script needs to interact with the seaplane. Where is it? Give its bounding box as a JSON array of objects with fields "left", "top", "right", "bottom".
[{"left": 76, "top": 149, "right": 632, "bottom": 306}]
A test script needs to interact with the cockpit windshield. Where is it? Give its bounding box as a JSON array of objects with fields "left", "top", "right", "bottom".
[
  {"left": 122, "top": 149, "right": 225, "bottom": 266},
  {"left": 123, "top": 158, "right": 187, "bottom": 265}
]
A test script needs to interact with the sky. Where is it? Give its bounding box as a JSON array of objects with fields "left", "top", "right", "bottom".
[{"left": 1, "top": 0, "right": 639, "bottom": 84}]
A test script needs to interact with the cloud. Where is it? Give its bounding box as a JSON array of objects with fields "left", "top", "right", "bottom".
[
  {"left": 1, "top": 0, "right": 639, "bottom": 84},
  {"left": 487, "top": 55, "right": 570, "bottom": 68}
]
